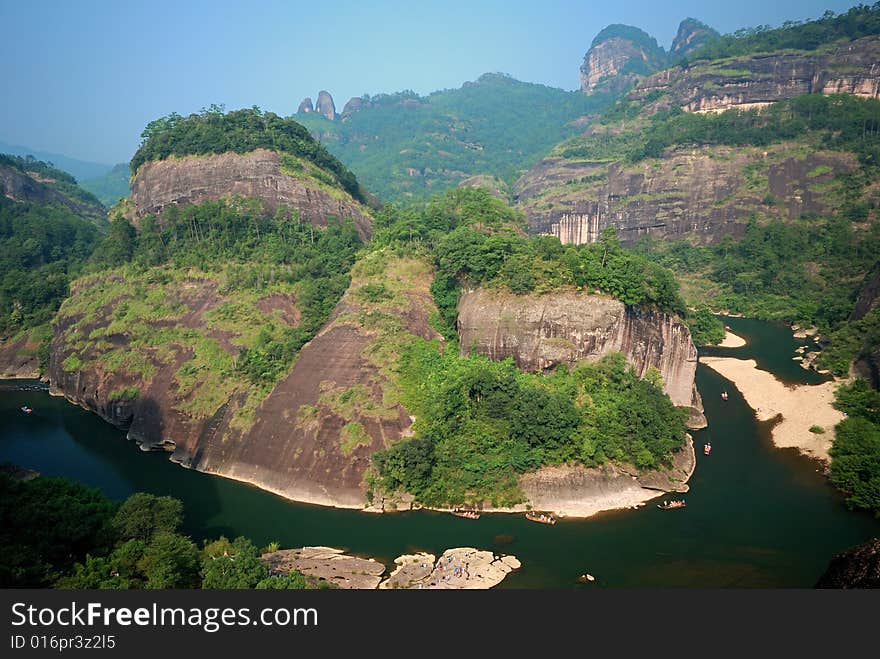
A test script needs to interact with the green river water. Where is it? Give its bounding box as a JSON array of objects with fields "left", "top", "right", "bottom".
[{"left": 2, "top": 317, "right": 878, "bottom": 587}]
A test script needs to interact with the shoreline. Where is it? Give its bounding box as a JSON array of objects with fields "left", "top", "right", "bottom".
[
  {"left": 35, "top": 380, "right": 690, "bottom": 521},
  {"left": 700, "top": 356, "right": 842, "bottom": 462},
  {"left": 718, "top": 329, "right": 747, "bottom": 348}
]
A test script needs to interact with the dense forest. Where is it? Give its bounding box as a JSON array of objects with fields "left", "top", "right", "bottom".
[
  {"left": 0, "top": 473, "right": 322, "bottom": 589},
  {"left": 130, "top": 106, "right": 364, "bottom": 202},
  {"left": 295, "top": 74, "right": 615, "bottom": 203},
  {"left": 686, "top": 3, "right": 880, "bottom": 61},
  {"left": 831, "top": 380, "right": 880, "bottom": 516}
]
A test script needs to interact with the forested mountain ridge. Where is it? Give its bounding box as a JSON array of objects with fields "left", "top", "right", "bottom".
[
  {"left": 0, "top": 154, "right": 107, "bottom": 376},
  {"left": 293, "top": 73, "right": 616, "bottom": 203}
]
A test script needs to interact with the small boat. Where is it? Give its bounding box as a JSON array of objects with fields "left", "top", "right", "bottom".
[
  {"left": 721, "top": 391, "right": 729, "bottom": 400},
  {"left": 657, "top": 500, "right": 686, "bottom": 510},
  {"left": 451, "top": 508, "right": 480, "bottom": 520},
  {"left": 578, "top": 573, "right": 596, "bottom": 583},
  {"left": 704, "top": 443, "right": 712, "bottom": 456},
  {"left": 20, "top": 406, "right": 33, "bottom": 414},
  {"left": 525, "top": 511, "right": 557, "bottom": 525}
]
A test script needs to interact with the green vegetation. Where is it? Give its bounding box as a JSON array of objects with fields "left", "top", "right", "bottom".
[
  {"left": 0, "top": 473, "right": 318, "bottom": 588},
  {"left": 295, "top": 74, "right": 617, "bottom": 203},
  {"left": 687, "top": 5, "right": 880, "bottom": 61},
  {"left": 373, "top": 188, "right": 686, "bottom": 339},
  {"left": 131, "top": 106, "right": 364, "bottom": 201},
  {"left": 81, "top": 163, "right": 129, "bottom": 207},
  {"left": 372, "top": 348, "right": 687, "bottom": 507},
  {"left": 830, "top": 379, "right": 880, "bottom": 516},
  {"left": 0, "top": 153, "right": 104, "bottom": 209},
  {"left": 559, "top": 94, "right": 880, "bottom": 170},
  {"left": 59, "top": 198, "right": 362, "bottom": 424},
  {"left": 0, "top": 192, "right": 100, "bottom": 338}
]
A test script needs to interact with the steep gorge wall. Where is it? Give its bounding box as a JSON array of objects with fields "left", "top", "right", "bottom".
[
  {"left": 129, "top": 149, "right": 372, "bottom": 240},
  {"left": 457, "top": 288, "right": 704, "bottom": 426}
]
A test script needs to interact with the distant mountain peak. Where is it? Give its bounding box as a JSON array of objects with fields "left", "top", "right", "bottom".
[{"left": 580, "top": 24, "right": 666, "bottom": 93}]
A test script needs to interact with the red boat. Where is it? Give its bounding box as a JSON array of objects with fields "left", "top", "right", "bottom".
[
  {"left": 20, "top": 406, "right": 33, "bottom": 414},
  {"left": 721, "top": 391, "right": 729, "bottom": 400},
  {"left": 704, "top": 443, "right": 712, "bottom": 455}
]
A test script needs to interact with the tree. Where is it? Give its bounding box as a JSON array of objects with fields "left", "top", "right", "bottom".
[
  {"left": 200, "top": 536, "right": 268, "bottom": 589},
  {"left": 138, "top": 532, "right": 200, "bottom": 589},
  {"left": 113, "top": 493, "right": 184, "bottom": 542}
]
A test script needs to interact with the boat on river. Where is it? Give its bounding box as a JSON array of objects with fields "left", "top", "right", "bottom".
[
  {"left": 526, "top": 511, "right": 556, "bottom": 525},
  {"left": 704, "top": 442, "right": 712, "bottom": 455},
  {"left": 657, "top": 500, "right": 686, "bottom": 510},
  {"left": 451, "top": 508, "right": 480, "bottom": 520},
  {"left": 20, "top": 406, "right": 33, "bottom": 414},
  {"left": 721, "top": 391, "right": 729, "bottom": 400}
]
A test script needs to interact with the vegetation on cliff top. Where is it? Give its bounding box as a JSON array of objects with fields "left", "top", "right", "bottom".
[
  {"left": 130, "top": 106, "right": 364, "bottom": 202},
  {"left": 686, "top": 3, "right": 880, "bottom": 62},
  {"left": 59, "top": 197, "right": 361, "bottom": 424},
  {"left": 294, "top": 74, "right": 617, "bottom": 203},
  {"left": 0, "top": 474, "right": 320, "bottom": 589}
]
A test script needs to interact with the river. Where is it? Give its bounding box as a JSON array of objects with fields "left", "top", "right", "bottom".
[{"left": 1, "top": 317, "right": 877, "bottom": 587}]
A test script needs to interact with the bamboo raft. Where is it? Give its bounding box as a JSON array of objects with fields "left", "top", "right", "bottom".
[{"left": 525, "top": 511, "right": 557, "bottom": 525}]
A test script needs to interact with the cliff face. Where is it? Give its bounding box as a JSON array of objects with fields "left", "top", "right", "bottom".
[
  {"left": 457, "top": 288, "right": 704, "bottom": 425},
  {"left": 631, "top": 35, "right": 880, "bottom": 113},
  {"left": 516, "top": 145, "right": 856, "bottom": 245},
  {"left": 850, "top": 262, "right": 880, "bottom": 388},
  {"left": 49, "top": 256, "right": 441, "bottom": 508},
  {"left": 580, "top": 26, "right": 666, "bottom": 93},
  {"left": 0, "top": 164, "right": 105, "bottom": 221},
  {"left": 128, "top": 149, "right": 372, "bottom": 240},
  {"left": 315, "top": 91, "right": 336, "bottom": 121},
  {"left": 297, "top": 97, "right": 314, "bottom": 114},
  {"left": 669, "top": 19, "right": 719, "bottom": 60}
]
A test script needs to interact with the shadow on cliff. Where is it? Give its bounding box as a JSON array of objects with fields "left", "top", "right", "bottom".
[{"left": 60, "top": 395, "right": 235, "bottom": 542}]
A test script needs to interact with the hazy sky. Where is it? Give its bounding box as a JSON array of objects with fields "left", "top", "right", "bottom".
[{"left": 0, "top": 0, "right": 862, "bottom": 164}]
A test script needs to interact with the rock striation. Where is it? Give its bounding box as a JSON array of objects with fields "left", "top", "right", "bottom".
[
  {"left": 128, "top": 148, "right": 372, "bottom": 241},
  {"left": 457, "top": 288, "right": 703, "bottom": 422},
  {"left": 631, "top": 35, "right": 880, "bottom": 113}
]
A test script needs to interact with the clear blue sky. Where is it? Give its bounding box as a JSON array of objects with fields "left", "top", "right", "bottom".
[{"left": 0, "top": 0, "right": 863, "bottom": 164}]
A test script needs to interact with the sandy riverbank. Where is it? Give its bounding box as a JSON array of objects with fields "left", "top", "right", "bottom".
[
  {"left": 718, "top": 330, "right": 747, "bottom": 348},
  {"left": 700, "top": 357, "right": 842, "bottom": 462}
]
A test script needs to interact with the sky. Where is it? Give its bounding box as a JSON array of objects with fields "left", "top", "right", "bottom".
[{"left": 0, "top": 0, "right": 864, "bottom": 165}]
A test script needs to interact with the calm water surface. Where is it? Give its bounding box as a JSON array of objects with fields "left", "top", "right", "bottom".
[{"left": 1, "top": 318, "right": 877, "bottom": 587}]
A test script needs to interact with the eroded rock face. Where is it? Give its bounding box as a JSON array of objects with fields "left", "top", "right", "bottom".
[
  {"left": 632, "top": 35, "right": 880, "bottom": 113},
  {"left": 850, "top": 262, "right": 880, "bottom": 388},
  {"left": 457, "top": 288, "right": 699, "bottom": 413},
  {"left": 580, "top": 26, "right": 665, "bottom": 93},
  {"left": 669, "top": 18, "right": 719, "bottom": 60},
  {"left": 129, "top": 149, "right": 371, "bottom": 241},
  {"left": 0, "top": 164, "right": 104, "bottom": 221},
  {"left": 297, "top": 97, "right": 314, "bottom": 114},
  {"left": 49, "top": 257, "right": 440, "bottom": 509},
  {"left": 315, "top": 90, "right": 336, "bottom": 121},
  {"left": 516, "top": 146, "right": 857, "bottom": 246}
]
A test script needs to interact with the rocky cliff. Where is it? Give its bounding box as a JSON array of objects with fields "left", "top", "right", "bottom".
[
  {"left": 49, "top": 254, "right": 442, "bottom": 508},
  {"left": 815, "top": 538, "right": 880, "bottom": 588},
  {"left": 850, "top": 262, "right": 880, "bottom": 388},
  {"left": 128, "top": 148, "right": 372, "bottom": 240},
  {"left": 669, "top": 18, "right": 719, "bottom": 60},
  {"left": 580, "top": 25, "right": 666, "bottom": 93},
  {"left": 315, "top": 91, "right": 336, "bottom": 121},
  {"left": 0, "top": 163, "right": 105, "bottom": 221},
  {"left": 457, "top": 288, "right": 705, "bottom": 426},
  {"left": 297, "top": 97, "right": 314, "bottom": 114},
  {"left": 631, "top": 35, "right": 880, "bottom": 113},
  {"left": 516, "top": 144, "right": 856, "bottom": 245}
]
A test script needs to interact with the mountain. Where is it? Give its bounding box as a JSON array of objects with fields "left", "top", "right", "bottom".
[
  {"left": 293, "top": 73, "right": 617, "bottom": 203},
  {"left": 81, "top": 163, "right": 130, "bottom": 207},
  {"left": 0, "top": 154, "right": 106, "bottom": 375},
  {"left": 0, "top": 140, "right": 113, "bottom": 182},
  {"left": 579, "top": 24, "right": 667, "bottom": 93}
]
